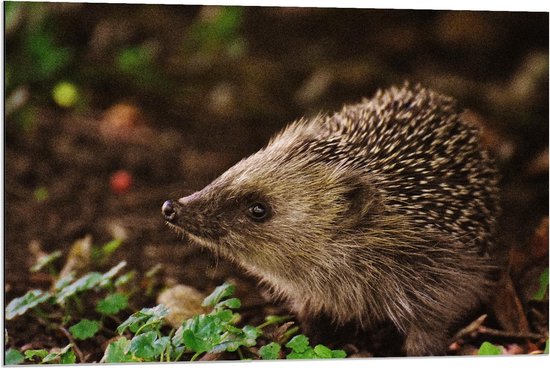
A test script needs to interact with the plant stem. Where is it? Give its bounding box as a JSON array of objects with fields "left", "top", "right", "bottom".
[
  {"left": 174, "top": 348, "right": 185, "bottom": 361},
  {"left": 257, "top": 315, "right": 292, "bottom": 330},
  {"left": 281, "top": 326, "right": 300, "bottom": 344},
  {"left": 236, "top": 347, "right": 244, "bottom": 360},
  {"left": 190, "top": 352, "right": 201, "bottom": 361},
  {"left": 134, "top": 321, "right": 158, "bottom": 335},
  {"left": 164, "top": 330, "right": 175, "bottom": 363}
]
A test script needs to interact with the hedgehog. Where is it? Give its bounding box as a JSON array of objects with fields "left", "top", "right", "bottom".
[{"left": 161, "top": 84, "right": 500, "bottom": 356}]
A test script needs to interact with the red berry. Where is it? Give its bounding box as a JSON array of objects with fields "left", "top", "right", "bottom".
[{"left": 110, "top": 170, "right": 133, "bottom": 194}]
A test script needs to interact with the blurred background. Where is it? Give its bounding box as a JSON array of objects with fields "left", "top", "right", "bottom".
[{"left": 3, "top": 2, "right": 549, "bottom": 356}]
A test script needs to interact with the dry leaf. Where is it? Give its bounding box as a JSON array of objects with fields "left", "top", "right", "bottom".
[{"left": 156, "top": 284, "right": 209, "bottom": 328}]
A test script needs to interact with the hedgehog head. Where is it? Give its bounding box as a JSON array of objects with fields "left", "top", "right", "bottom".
[{"left": 162, "top": 123, "right": 382, "bottom": 277}]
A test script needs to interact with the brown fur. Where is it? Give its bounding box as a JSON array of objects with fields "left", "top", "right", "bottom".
[{"left": 163, "top": 85, "right": 500, "bottom": 356}]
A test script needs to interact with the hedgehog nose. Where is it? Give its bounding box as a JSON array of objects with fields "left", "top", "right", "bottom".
[{"left": 162, "top": 200, "right": 177, "bottom": 222}]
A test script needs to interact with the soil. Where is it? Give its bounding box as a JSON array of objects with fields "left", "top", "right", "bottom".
[{"left": 4, "top": 4, "right": 549, "bottom": 360}]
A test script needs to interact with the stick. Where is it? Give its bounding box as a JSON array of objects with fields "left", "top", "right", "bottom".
[
  {"left": 452, "top": 314, "right": 488, "bottom": 341},
  {"left": 477, "top": 326, "right": 546, "bottom": 341},
  {"left": 58, "top": 326, "right": 86, "bottom": 363}
]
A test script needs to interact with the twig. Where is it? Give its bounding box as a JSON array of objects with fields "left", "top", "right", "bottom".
[
  {"left": 452, "top": 313, "right": 546, "bottom": 342},
  {"left": 58, "top": 326, "right": 85, "bottom": 363},
  {"left": 452, "top": 314, "right": 487, "bottom": 341},
  {"left": 477, "top": 326, "right": 546, "bottom": 341}
]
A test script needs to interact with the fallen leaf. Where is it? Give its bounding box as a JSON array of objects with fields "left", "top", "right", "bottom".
[{"left": 156, "top": 284, "right": 209, "bottom": 328}]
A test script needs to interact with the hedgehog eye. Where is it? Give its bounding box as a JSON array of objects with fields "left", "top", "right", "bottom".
[{"left": 247, "top": 203, "right": 269, "bottom": 222}]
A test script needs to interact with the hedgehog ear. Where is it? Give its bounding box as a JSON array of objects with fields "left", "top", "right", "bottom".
[{"left": 342, "top": 175, "right": 382, "bottom": 226}]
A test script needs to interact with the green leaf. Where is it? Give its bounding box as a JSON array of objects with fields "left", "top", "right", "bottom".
[
  {"left": 40, "top": 344, "right": 74, "bottom": 364},
  {"left": 69, "top": 319, "right": 101, "bottom": 340},
  {"left": 26, "top": 29, "right": 72, "bottom": 81},
  {"left": 170, "top": 345, "right": 186, "bottom": 361},
  {"left": 55, "top": 273, "right": 103, "bottom": 303},
  {"left": 117, "top": 304, "right": 169, "bottom": 335},
  {"left": 102, "top": 337, "right": 136, "bottom": 363},
  {"left": 30, "top": 250, "right": 61, "bottom": 272},
  {"left": 5, "top": 348, "right": 25, "bottom": 365},
  {"left": 24, "top": 349, "right": 49, "bottom": 360},
  {"left": 96, "top": 293, "right": 128, "bottom": 315},
  {"left": 241, "top": 325, "right": 260, "bottom": 345},
  {"left": 60, "top": 348, "right": 76, "bottom": 364},
  {"left": 313, "top": 344, "right": 333, "bottom": 358},
  {"left": 117, "top": 45, "right": 154, "bottom": 75},
  {"left": 42, "top": 352, "right": 61, "bottom": 363},
  {"left": 56, "top": 261, "right": 126, "bottom": 304},
  {"left": 478, "top": 341, "right": 503, "bottom": 355},
  {"left": 172, "top": 326, "right": 186, "bottom": 347},
  {"left": 214, "top": 309, "right": 234, "bottom": 323},
  {"left": 187, "top": 6, "right": 244, "bottom": 55},
  {"left": 115, "top": 271, "right": 136, "bottom": 287},
  {"left": 101, "top": 239, "right": 123, "bottom": 258},
  {"left": 544, "top": 339, "right": 549, "bottom": 354},
  {"left": 180, "top": 315, "right": 220, "bottom": 353},
  {"left": 6, "top": 290, "right": 51, "bottom": 319},
  {"left": 330, "top": 349, "right": 347, "bottom": 358},
  {"left": 182, "top": 329, "right": 207, "bottom": 353},
  {"left": 54, "top": 273, "right": 75, "bottom": 290},
  {"left": 243, "top": 324, "right": 260, "bottom": 338},
  {"left": 175, "top": 308, "right": 255, "bottom": 355},
  {"left": 258, "top": 342, "right": 281, "bottom": 360},
  {"left": 99, "top": 261, "right": 127, "bottom": 286},
  {"left": 215, "top": 324, "right": 260, "bottom": 353},
  {"left": 286, "top": 334, "right": 310, "bottom": 354},
  {"left": 33, "top": 186, "right": 49, "bottom": 202},
  {"left": 155, "top": 336, "right": 171, "bottom": 356},
  {"left": 210, "top": 7, "right": 243, "bottom": 39},
  {"left": 532, "top": 268, "right": 549, "bottom": 301},
  {"left": 215, "top": 297, "right": 241, "bottom": 310},
  {"left": 285, "top": 334, "right": 346, "bottom": 359},
  {"left": 129, "top": 331, "right": 169, "bottom": 360},
  {"left": 58, "top": 344, "right": 73, "bottom": 354},
  {"left": 202, "top": 282, "right": 235, "bottom": 307},
  {"left": 287, "top": 348, "right": 316, "bottom": 359}
]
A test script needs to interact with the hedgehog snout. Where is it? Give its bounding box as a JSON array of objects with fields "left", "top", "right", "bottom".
[
  {"left": 162, "top": 200, "right": 179, "bottom": 222},
  {"left": 162, "top": 192, "right": 202, "bottom": 223}
]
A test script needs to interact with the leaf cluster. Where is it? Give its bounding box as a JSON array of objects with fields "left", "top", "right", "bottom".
[
  {"left": 258, "top": 334, "right": 346, "bottom": 360},
  {"left": 103, "top": 282, "right": 347, "bottom": 362},
  {"left": 104, "top": 283, "right": 263, "bottom": 362},
  {"left": 5, "top": 241, "right": 133, "bottom": 364},
  {"left": 6, "top": 260, "right": 128, "bottom": 320},
  {"left": 25, "top": 344, "right": 76, "bottom": 364},
  {"left": 5, "top": 246, "right": 348, "bottom": 364}
]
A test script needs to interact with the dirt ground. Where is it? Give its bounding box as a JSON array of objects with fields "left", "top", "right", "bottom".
[{"left": 4, "top": 4, "right": 549, "bottom": 359}]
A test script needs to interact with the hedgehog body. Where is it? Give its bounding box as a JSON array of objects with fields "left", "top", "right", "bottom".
[{"left": 162, "top": 85, "right": 500, "bottom": 356}]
